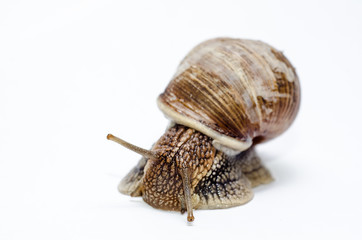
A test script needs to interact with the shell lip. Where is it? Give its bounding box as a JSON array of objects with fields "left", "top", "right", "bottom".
[{"left": 157, "top": 97, "right": 252, "bottom": 153}]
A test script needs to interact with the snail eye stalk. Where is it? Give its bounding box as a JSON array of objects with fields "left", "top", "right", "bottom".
[{"left": 107, "top": 134, "right": 159, "bottom": 160}]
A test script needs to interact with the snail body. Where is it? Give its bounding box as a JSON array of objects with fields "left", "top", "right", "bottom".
[{"left": 107, "top": 38, "right": 300, "bottom": 222}]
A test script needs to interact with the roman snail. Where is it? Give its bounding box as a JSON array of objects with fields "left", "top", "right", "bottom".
[{"left": 107, "top": 38, "right": 300, "bottom": 223}]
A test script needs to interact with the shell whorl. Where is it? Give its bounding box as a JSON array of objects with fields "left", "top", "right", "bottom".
[{"left": 157, "top": 38, "right": 300, "bottom": 152}]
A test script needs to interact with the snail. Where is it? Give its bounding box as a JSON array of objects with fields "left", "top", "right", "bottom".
[{"left": 107, "top": 38, "right": 300, "bottom": 222}]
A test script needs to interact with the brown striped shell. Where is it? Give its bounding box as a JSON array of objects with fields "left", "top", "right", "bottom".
[{"left": 157, "top": 38, "right": 300, "bottom": 152}]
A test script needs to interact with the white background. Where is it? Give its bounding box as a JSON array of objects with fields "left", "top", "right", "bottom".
[{"left": 1, "top": 0, "right": 362, "bottom": 239}]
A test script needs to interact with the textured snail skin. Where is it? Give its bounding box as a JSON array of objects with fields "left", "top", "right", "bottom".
[
  {"left": 158, "top": 38, "right": 300, "bottom": 152},
  {"left": 119, "top": 124, "right": 272, "bottom": 211}
]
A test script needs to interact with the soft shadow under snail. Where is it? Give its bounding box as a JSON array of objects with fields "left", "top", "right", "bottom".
[{"left": 107, "top": 38, "right": 301, "bottom": 222}]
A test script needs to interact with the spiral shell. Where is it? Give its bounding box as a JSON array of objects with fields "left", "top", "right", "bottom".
[{"left": 157, "top": 38, "right": 300, "bottom": 152}]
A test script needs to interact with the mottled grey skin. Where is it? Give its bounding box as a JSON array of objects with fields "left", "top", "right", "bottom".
[
  {"left": 194, "top": 147, "right": 272, "bottom": 209},
  {"left": 118, "top": 157, "right": 146, "bottom": 197},
  {"left": 118, "top": 124, "right": 272, "bottom": 211}
]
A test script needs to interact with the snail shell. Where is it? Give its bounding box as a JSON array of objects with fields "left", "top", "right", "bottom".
[{"left": 158, "top": 38, "right": 300, "bottom": 152}]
